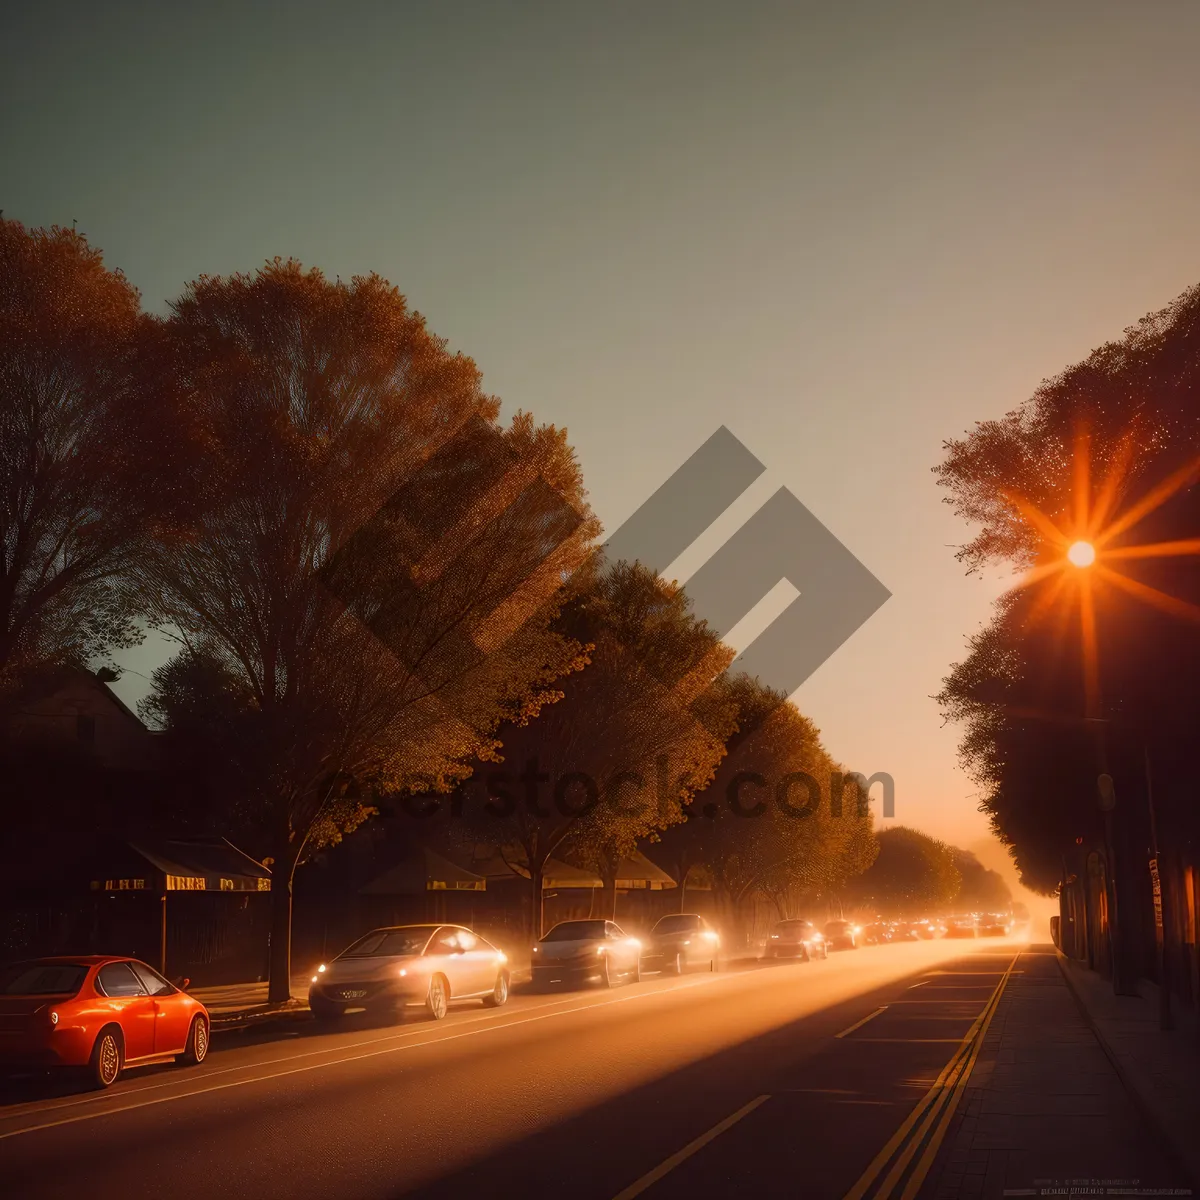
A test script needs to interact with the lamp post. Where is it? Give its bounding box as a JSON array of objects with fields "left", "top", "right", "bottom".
[{"left": 1091, "top": 721, "right": 1171, "bottom": 1029}]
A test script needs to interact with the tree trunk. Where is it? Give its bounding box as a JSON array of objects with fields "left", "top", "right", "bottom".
[
  {"left": 530, "top": 866, "right": 544, "bottom": 940},
  {"left": 268, "top": 843, "right": 301, "bottom": 1005}
]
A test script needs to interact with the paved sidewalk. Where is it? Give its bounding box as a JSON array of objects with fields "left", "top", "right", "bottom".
[
  {"left": 1059, "top": 954, "right": 1200, "bottom": 1191},
  {"left": 191, "top": 974, "right": 311, "bottom": 1014},
  {"left": 921, "top": 947, "right": 1193, "bottom": 1199}
]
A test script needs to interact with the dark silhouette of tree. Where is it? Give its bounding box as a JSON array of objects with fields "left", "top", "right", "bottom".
[
  {"left": 936, "top": 283, "right": 1200, "bottom": 894},
  {"left": 0, "top": 218, "right": 193, "bottom": 692},
  {"left": 849, "top": 826, "right": 960, "bottom": 915}
]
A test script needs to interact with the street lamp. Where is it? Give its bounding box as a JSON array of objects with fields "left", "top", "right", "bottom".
[{"left": 1067, "top": 540, "right": 1097, "bottom": 568}]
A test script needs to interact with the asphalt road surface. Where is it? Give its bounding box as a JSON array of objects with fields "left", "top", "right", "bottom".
[{"left": 1, "top": 937, "right": 1033, "bottom": 1200}]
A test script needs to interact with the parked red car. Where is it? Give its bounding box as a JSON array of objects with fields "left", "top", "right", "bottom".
[{"left": 0, "top": 956, "right": 210, "bottom": 1089}]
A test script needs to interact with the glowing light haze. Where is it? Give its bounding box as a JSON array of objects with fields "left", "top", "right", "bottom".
[{"left": 4, "top": 1, "right": 1200, "bottom": 904}]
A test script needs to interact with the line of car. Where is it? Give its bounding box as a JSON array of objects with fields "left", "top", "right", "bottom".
[{"left": 0, "top": 910, "right": 1018, "bottom": 1093}]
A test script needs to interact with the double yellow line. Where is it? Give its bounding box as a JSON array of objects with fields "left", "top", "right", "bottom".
[{"left": 842, "top": 953, "right": 1019, "bottom": 1200}]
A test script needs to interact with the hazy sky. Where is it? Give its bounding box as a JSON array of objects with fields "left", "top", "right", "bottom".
[{"left": 5, "top": 1, "right": 1200, "bottom": 886}]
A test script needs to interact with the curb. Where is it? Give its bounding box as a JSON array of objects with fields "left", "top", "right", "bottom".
[{"left": 1056, "top": 952, "right": 1200, "bottom": 1192}]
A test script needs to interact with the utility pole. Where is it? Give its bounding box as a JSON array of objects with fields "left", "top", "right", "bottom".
[{"left": 1143, "top": 743, "right": 1171, "bottom": 1030}]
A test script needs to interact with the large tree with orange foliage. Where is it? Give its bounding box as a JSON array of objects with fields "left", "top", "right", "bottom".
[{"left": 142, "top": 259, "right": 597, "bottom": 1000}]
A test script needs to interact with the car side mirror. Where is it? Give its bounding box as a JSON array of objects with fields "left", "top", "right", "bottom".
[{"left": 173, "top": 976, "right": 190, "bottom": 991}]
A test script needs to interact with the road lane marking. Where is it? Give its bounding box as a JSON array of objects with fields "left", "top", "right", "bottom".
[
  {"left": 894, "top": 957, "right": 1017, "bottom": 1200},
  {"left": 0, "top": 967, "right": 775, "bottom": 1141},
  {"left": 836, "top": 1006, "right": 889, "bottom": 1038},
  {"left": 849, "top": 1038, "right": 966, "bottom": 1044},
  {"left": 841, "top": 952, "right": 1018, "bottom": 1200},
  {"left": 610, "top": 1095, "right": 771, "bottom": 1200}
]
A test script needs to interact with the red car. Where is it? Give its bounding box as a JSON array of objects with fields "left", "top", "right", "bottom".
[{"left": 0, "top": 956, "right": 210, "bottom": 1089}]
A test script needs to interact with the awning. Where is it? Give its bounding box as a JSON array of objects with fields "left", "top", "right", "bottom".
[
  {"left": 614, "top": 850, "right": 677, "bottom": 891},
  {"left": 361, "top": 848, "right": 486, "bottom": 895},
  {"left": 88, "top": 838, "right": 271, "bottom": 894}
]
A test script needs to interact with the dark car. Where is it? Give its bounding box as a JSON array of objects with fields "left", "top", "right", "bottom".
[
  {"left": 862, "top": 922, "right": 893, "bottom": 945},
  {"left": 944, "top": 915, "right": 978, "bottom": 939},
  {"left": 764, "top": 919, "right": 828, "bottom": 961},
  {"left": 823, "top": 919, "right": 861, "bottom": 950},
  {"left": 530, "top": 920, "right": 642, "bottom": 990},
  {"left": 641, "top": 913, "right": 720, "bottom": 975}
]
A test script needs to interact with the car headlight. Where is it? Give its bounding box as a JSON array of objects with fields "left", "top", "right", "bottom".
[
  {"left": 770, "top": 933, "right": 780, "bottom": 939},
  {"left": 311, "top": 975, "right": 319, "bottom": 983},
  {"left": 702, "top": 930, "right": 719, "bottom": 943},
  {"left": 496, "top": 952, "right": 507, "bottom": 964},
  {"left": 596, "top": 945, "right": 606, "bottom": 955},
  {"left": 317, "top": 963, "right": 326, "bottom": 973},
  {"left": 627, "top": 938, "right": 641, "bottom": 950},
  {"left": 399, "top": 968, "right": 407, "bottom": 977},
  {"left": 532, "top": 946, "right": 539, "bottom": 954}
]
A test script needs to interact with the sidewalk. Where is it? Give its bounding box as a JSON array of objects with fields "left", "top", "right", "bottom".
[
  {"left": 921, "top": 947, "right": 1195, "bottom": 1199},
  {"left": 1058, "top": 954, "right": 1200, "bottom": 1191}
]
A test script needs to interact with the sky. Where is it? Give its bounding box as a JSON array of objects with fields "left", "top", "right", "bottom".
[{"left": 5, "top": 0, "right": 1200, "bottom": 904}]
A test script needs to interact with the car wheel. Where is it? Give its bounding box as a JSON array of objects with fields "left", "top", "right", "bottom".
[
  {"left": 483, "top": 972, "right": 509, "bottom": 1008},
  {"left": 310, "top": 999, "right": 345, "bottom": 1022},
  {"left": 178, "top": 1015, "right": 209, "bottom": 1066},
  {"left": 89, "top": 1026, "right": 123, "bottom": 1090},
  {"left": 426, "top": 974, "right": 449, "bottom": 1020}
]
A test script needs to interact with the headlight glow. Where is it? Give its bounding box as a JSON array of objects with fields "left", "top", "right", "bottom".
[
  {"left": 627, "top": 938, "right": 641, "bottom": 950},
  {"left": 399, "top": 968, "right": 407, "bottom": 977},
  {"left": 311, "top": 975, "right": 318, "bottom": 983},
  {"left": 496, "top": 952, "right": 507, "bottom": 964},
  {"left": 702, "top": 930, "right": 719, "bottom": 943},
  {"left": 317, "top": 963, "right": 326, "bottom": 973}
]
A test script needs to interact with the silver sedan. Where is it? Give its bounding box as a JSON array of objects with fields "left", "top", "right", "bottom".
[{"left": 309, "top": 924, "right": 510, "bottom": 1021}]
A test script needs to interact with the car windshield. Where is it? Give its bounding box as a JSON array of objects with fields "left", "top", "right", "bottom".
[
  {"left": 776, "top": 920, "right": 809, "bottom": 930},
  {"left": 653, "top": 915, "right": 701, "bottom": 934},
  {"left": 542, "top": 920, "right": 607, "bottom": 942},
  {"left": 0, "top": 962, "right": 88, "bottom": 996},
  {"left": 826, "top": 920, "right": 849, "bottom": 929},
  {"left": 339, "top": 928, "right": 438, "bottom": 958}
]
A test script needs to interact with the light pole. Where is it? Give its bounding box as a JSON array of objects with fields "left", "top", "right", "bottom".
[{"left": 1091, "top": 720, "right": 1170, "bottom": 1029}]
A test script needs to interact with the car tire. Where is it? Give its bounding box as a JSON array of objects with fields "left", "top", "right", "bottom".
[
  {"left": 310, "top": 999, "right": 345, "bottom": 1022},
  {"left": 483, "top": 972, "right": 509, "bottom": 1008},
  {"left": 178, "top": 1015, "right": 209, "bottom": 1066},
  {"left": 88, "top": 1025, "right": 123, "bottom": 1090},
  {"left": 426, "top": 974, "right": 449, "bottom": 1020}
]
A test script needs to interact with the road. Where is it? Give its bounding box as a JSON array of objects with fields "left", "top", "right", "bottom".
[{"left": 1, "top": 937, "right": 1034, "bottom": 1199}]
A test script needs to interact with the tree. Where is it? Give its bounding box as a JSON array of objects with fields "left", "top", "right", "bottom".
[
  {"left": 936, "top": 282, "right": 1200, "bottom": 892},
  {"left": 659, "top": 676, "right": 877, "bottom": 943},
  {"left": 0, "top": 218, "right": 190, "bottom": 692},
  {"left": 141, "top": 259, "right": 596, "bottom": 1001},
  {"left": 850, "top": 826, "right": 960, "bottom": 915},
  {"left": 452, "top": 559, "right": 737, "bottom": 935},
  {"left": 950, "top": 848, "right": 1012, "bottom": 913}
]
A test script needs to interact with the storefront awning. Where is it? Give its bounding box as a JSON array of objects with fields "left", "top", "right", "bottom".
[
  {"left": 361, "top": 848, "right": 486, "bottom": 895},
  {"left": 89, "top": 838, "right": 271, "bottom": 894}
]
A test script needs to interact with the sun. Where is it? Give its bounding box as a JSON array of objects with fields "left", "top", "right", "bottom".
[
  {"left": 1001, "top": 426, "right": 1200, "bottom": 716},
  {"left": 1067, "top": 540, "right": 1096, "bottom": 568}
]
